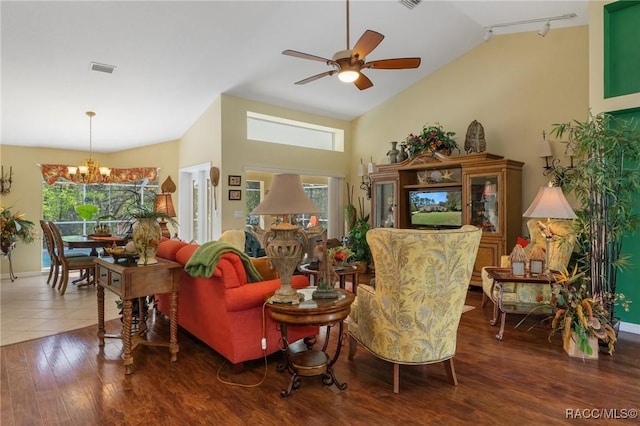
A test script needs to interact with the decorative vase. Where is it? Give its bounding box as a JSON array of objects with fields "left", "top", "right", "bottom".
[
  {"left": 397, "top": 144, "right": 408, "bottom": 162},
  {"left": 387, "top": 141, "right": 399, "bottom": 163},
  {"left": 344, "top": 204, "right": 356, "bottom": 235},
  {"left": 1, "top": 236, "right": 15, "bottom": 254},
  {"left": 132, "top": 218, "right": 162, "bottom": 265},
  {"left": 563, "top": 332, "right": 598, "bottom": 359}
]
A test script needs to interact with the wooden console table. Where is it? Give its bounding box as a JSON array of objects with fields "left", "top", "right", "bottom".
[
  {"left": 95, "top": 257, "right": 182, "bottom": 375},
  {"left": 485, "top": 267, "right": 556, "bottom": 341},
  {"left": 266, "top": 288, "right": 355, "bottom": 397}
]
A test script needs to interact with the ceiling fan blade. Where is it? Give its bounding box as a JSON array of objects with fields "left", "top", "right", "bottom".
[
  {"left": 352, "top": 30, "right": 384, "bottom": 60},
  {"left": 354, "top": 73, "right": 373, "bottom": 90},
  {"left": 365, "top": 57, "right": 421, "bottom": 70},
  {"left": 283, "top": 49, "right": 332, "bottom": 64},
  {"left": 295, "top": 70, "right": 336, "bottom": 85}
]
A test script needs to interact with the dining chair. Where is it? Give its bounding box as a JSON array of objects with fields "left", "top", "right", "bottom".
[
  {"left": 40, "top": 220, "right": 88, "bottom": 289},
  {"left": 48, "top": 221, "right": 97, "bottom": 295}
]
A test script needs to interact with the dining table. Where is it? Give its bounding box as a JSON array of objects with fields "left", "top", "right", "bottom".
[{"left": 62, "top": 235, "right": 126, "bottom": 257}]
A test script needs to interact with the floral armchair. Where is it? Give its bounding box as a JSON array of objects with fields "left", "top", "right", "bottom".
[
  {"left": 481, "top": 219, "right": 577, "bottom": 315},
  {"left": 347, "top": 226, "right": 482, "bottom": 393}
]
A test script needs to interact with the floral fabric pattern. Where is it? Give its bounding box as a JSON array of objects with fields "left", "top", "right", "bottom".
[{"left": 348, "top": 226, "right": 481, "bottom": 364}]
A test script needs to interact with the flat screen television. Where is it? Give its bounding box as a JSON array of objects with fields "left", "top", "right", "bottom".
[{"left": 409, "top": 188, "right": 463, "bottom": 228}]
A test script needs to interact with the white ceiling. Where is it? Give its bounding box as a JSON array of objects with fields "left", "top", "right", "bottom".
[{"left": 1, "top": 0, "right": 588, "bottom": 153}]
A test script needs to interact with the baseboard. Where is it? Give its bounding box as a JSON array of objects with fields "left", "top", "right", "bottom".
[
  {"left": 620, "top": 321, "right": 640, "bottom": 335},
  {"left": 0, "top": 270, "right": 46, "bottom": 281}
]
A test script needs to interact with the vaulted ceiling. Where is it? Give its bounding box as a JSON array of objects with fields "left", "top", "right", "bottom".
[{"left": 1, "top": 1, "right": 587, "bottom": 153}]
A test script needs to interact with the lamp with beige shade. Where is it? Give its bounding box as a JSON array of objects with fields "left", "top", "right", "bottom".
[{"left": 251, "top": 174, "right": 321, "bottom": 304}]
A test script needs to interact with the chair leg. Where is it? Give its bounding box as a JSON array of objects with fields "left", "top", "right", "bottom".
[
  {"left": 481, "top": 291, "right": 487, "bottom": 307},
  {"left": 393, "top": 363, "right": 400, "bottom": 394},
  {"left": 348, "top": 335, "right": 358, "bottom": 360},
  {"left": 60, "top": 271, "right": 69, "bottom": 295},
  {"left": 51, "top": 262, "right": 60, "bottom": 288},
  {"left": 444, "top": 358, "right": 458, "bottom": 386},
  {"left": 46, "top": 265, "right": 54, "bottom": 285}
]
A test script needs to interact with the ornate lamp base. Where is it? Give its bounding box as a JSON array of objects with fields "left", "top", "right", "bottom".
[
  {"left": 264, "top": 222, "right": 306, "bottom": 305},
  {"left": 268, "top": 290, "right": 305, "bottom": 305}
]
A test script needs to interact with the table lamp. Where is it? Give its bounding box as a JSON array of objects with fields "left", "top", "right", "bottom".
[
  {"left": 251, "top": 174, "right": 321, "bottom": 304},
  {"left": 154, "top": 193, "right": 176, "bottom": 238},
  {"left": 522, "top": 182, "right": 576, "bottom": 274}
]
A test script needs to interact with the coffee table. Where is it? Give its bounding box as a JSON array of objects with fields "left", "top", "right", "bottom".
[
  {"left": 266, "top": 288, "right": 355, "bottom": 397},
  {"left": 484, "top": 267, "right": 557, "bottom": 341}
]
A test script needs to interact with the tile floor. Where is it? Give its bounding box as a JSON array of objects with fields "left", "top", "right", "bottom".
[{"left": 0, "top": 272, "right": 120, "bottom": 346}]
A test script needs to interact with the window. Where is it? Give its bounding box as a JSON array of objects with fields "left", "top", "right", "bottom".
[
  {"left": 41, "top": 181, "right": 157, "bottom": 267},
  {"left": 247, "top": 112, "right": 344, "bottom": 152}
]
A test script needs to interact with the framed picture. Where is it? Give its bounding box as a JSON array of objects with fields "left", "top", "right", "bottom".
[
  {"left": 228, "top": 175, "right": 241, "bottom": 186},
  {"left": 229, "top": 189, "right": 242, "bottom": 201}
]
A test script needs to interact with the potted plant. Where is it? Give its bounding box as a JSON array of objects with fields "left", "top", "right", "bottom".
[
  {"left": 549, "top": 267, "right": 630, "bottom": 357},
  {"left": 75, "top": 204, "right": 114, "bottom": 236},
  {"left": 347, "top": 198, "right": 372, "bottom": 272},
  {"left": 551, "top": 112, "right": 640, "bottom": 321},
  {"left": 403, "top": 122, "right": 458, "bottom": 158},
  {"left": 0, "top": 205, "right": 36, "bottom": 253}
]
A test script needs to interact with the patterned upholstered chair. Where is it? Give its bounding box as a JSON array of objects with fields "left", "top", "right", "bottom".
[
  {"left": 348, "top": 226, "right": 482, "bottom": 393},
  {"left": 481, "top": 219, "right": 576, "bottom": 318}
]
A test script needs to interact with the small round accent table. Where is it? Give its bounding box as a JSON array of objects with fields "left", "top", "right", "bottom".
[
  {"left": 266, "top": 288, "right": 355, "bottom": 397},
  {"left": 298, "top": 263, "right": 360, "bottom": 295}
]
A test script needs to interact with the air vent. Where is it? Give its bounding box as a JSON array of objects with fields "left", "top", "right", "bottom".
[
  {"left": 399, "top": 0, "right": 421, "bottom": 9},
  {"left": 89, "top": 62, "right": 117, "bottom": 74}
]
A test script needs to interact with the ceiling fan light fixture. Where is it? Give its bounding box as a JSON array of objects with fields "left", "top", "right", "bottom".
[{"left": 338, "top": 70, "right": 359, "bottom": 83}]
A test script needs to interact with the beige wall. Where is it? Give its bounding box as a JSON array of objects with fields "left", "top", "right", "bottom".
[
  {"left": 352, "top": 26, "right": 589, "bottom": 226},
  {"left": 218, "top": 94, "right": 351, "bottom": 231},
  {"left": 0, "top": 142, "right": 179, "bottom": 275}
]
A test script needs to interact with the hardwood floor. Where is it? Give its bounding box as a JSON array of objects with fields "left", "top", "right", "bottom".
[{"left": 2, "top": 288, "right": 639, "bottom": 425}]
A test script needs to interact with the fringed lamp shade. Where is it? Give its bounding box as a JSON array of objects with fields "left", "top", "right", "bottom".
[{"left": 251, "top": 174, "right": 321, "bottom": 304}]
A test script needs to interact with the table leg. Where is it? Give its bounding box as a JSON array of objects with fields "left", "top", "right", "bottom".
[
  {"left": 496, "top": 311, "right": 506, "bottom": 341},
  {"left": 169, "top": 291, "right": 179, "bottom": 362},
  {"left": 339, "top": 275, "right": 346, "bottom": 290},
  {"left": 324, "top": 321, "right": 347, "bottom": 390},
  {"left": 97, "top": 285, "right": 105, "bottom": 346},
  {"left": 122, "top": 299, "right": 134, "bottom": 374},
  {"left": 6, "top": 250, "right": 17, "bottom": 282}
]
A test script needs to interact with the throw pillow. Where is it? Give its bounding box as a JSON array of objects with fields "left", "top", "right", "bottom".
[{"left": 251, "top": 257, "right": 278, "bottom": 280}]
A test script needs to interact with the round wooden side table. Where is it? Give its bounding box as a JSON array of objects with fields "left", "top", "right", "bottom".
[{"left": 266, "top": 288, "right": 355, "bottom": 397}]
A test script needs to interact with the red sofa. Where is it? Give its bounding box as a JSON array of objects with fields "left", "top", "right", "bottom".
[{"left": 155, "top": 239, "right": 316, "bottom": 366}]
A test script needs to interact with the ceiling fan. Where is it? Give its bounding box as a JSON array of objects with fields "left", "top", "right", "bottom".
[{"left": 282, "top": 0, "right": 421, "bottom": 90}]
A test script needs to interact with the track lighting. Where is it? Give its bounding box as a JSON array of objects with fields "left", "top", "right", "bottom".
[
  {"left": 538, "top": 20, "right": 551, "bottom": 37},
  {"left": 482, "top": 13, "right": 576, "bottom": 42},
  {"left": 483, "top": 28, "right": 494, "bottom": 42}
]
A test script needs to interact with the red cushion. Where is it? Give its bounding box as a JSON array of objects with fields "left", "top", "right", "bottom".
[
  {"left": 176, "top": 244, "right": 200, "bottom": 265},
  {"left": 156, "top": 239, "right": 188, "bottom": 262}
]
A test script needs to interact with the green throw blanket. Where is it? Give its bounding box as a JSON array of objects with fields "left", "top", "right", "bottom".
[{"left": 185, "top": 241, "right": 263, "bottom": 282}]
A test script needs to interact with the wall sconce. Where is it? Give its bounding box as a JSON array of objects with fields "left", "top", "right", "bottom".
[
  {"left": 358, "top": 157, "right": 376, "bottom": 199},
  {"left": 538, "top": 130, "right": 574, "bottom": 176},
  {"left": 1, "top": 165, "right": 13, "bottom": 194}
]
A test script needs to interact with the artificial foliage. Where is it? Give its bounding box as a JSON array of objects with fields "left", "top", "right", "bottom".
[{"left": 551, "top": 112, "right": 640, "bottom": 319}]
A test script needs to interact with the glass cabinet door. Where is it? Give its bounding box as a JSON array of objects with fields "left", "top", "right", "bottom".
[
  {"left": 373, "top": 181, "right": 397, "bottom": 228},
  {"left": 468, "top": 175, "right": 499, "bottom": 233}
]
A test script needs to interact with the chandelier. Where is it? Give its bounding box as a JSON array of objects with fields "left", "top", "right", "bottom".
[{"left": 67, "top": 111, "right": 111, "bottom": 183}]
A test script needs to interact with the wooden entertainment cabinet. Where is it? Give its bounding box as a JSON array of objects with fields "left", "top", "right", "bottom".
[{"left": 369, "top": 152, "right": 524, "bottom": 286}]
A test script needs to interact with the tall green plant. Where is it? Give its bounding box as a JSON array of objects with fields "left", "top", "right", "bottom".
[{"left": 551, "top": 112, "right": 640, "bottom": 318}]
